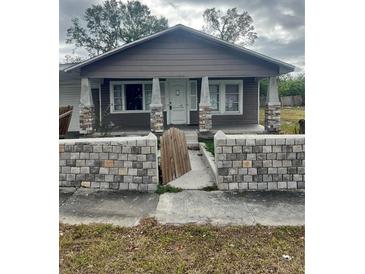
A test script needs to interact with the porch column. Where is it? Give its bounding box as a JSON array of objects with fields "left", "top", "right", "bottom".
[
  {"left": 265, "top": 76, "right": 281, "bottom": 133},
  {"left": 150, "top": 77, "right": 164, "bottom": 133},
  {"left": 79, "top": 78, "right": 95, "bottom": 134},
  {"left": 199, "top": 76, "right": 212, "bottom": 132}
]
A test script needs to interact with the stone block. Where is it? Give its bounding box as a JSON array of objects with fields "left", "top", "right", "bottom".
[
  {"left": 119, "top": 183, "right": 129, "bottom": 190},
  {"left": 272, "top": 146, "right": 282, "bottom": 153},
  {"left": 70, "top": 152, "right": 79, "bottom": 160},
  {"left": 248, "top": 168, "right": 257, "bottom": 175},
  {"left": 81, "top": 181, "right": 91, "bottom": 188},
  {"left": 236, "top": 139, "right": 246, "bottom": 145},
  {"left": 246, "top": 139, "right": 256, "bottom": 146},
  {"left": 124, "top": 161, "right": 133, "bottom": 168},
  {"left": 99, "top": 167, "right": 109, "bottom": 174},
  {"left": 266, "top": 153, "right": 277, "bottom": 160},
  {"left": 293, "top": 174, "right": 303, "bottom": 181},
  {"left": 233, "top": 146, "right": 242, "bottom": 153},
  {"left": 277, "top": 167, "right": 287, "bottom": 174},
  {"left": 248, "top": 182, "right": 258, "bottom": 190},
  {"left": 95, "top": 174, "right": 105, "bottom": 182},
  {"left": 278, "top": 181, "right": 287, "bottom": 189},
  {"left": 91, "top": 182, "right": 100, "bottom": 189},
  {"left": 80, "top": 167, "right": 89, "bottom": 173},
  {"left": 148, "top": 184, "right": 157, "bottom": 192},
  {"left": 222, "top": 146, "right": 232, "bottom": 153},
  {"left": 129, "top": 183, "right": 138, "bottom": 191},
  {"left": 242, "top": 160, "right": 252, "bottom": 168},
  {"left": 298, "top": 167, "right": 305, "bottom": 174},
  {"left": 238, "top": 183, "right": 248, "bottom": 190},
  {"left": 243, "top": 175, "right": 253, "bottom": 182},
  {"left": 226, "top": 138, "right": 236, "bottom": 146},
  {"left": 238, "top": 168, "right": 248, "bottom": 175},
  {"left": 62, "top": 166, "right": 71, "bottom": 174},
  {"left": 100, "top": 182, "right": 110, "bottom": 189},
  {"left": 268, "top": 182, "right": 278, "bottom": 190},
  {"left": 128, "top": 168, "right": 137, "bottom": 176},
  {"left": 232, "top": 161, "right": 241, "bottom": 168},
  {"left": 229, "top": 183, "right": 239, "bottom": 190},
  {"left": 287, "top": 181, "right": 297, "bottom": 189},
  {"left": 285, "top": 139, "right": 295, "bottom": 145},
  {"left": 71, "top": 167, "right": 80, "bottom": 174},
  {"left": 297, "top": 181, "right": 305, "bottom": 189},
  {"left": 246, "top": 153, "right": 256, "bottom": 160},
  {"left": 141, "top": 147, "right": 151, "bottom": 154},
  {"left": 128, "top": 154, "right": 137, "bottom": 161},
  {"left": 93, "top": 145, "right": 102, "bottom": 153},
  {"left": 99, "top": 153, "right": 108, "bottom": 160},
  {"left": 263, "top": 160, "right": 272, "bottom": 167},
  {"left": 258, "top": 183, "right": 267, "bottom": 190},
  {"left": 275, "top": 138, "right": 286, "bottom": 145},
  {"left": 66, "top": 174, "right": 75, "bottom": 181},
  {"left": 103, "top": 160, "right": 114, "bottom": 168},
  {"left": 268, "top": 168, "right": 278, "bottom": 174},
  {"left": 263, "top": 146, "right": 272, "bottom": 153}
]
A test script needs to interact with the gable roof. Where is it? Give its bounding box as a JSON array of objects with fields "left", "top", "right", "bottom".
[{"left": 64, "top": 24, "right": 295, "bottom": 74}]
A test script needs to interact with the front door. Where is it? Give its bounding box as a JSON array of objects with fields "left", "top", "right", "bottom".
[{"left": 169, "top": 80, "right": 187, "bottom": 124}]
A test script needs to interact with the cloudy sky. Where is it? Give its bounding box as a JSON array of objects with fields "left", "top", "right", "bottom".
[{"left": 60, "top": 0, "right": 304, "bottom": 72}]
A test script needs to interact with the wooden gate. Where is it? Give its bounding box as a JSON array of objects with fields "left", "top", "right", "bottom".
[{"left": 160, "top": 128, "right": 191, "bottom": 184}]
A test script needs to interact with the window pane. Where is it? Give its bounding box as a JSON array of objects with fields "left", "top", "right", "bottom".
[
  {"left": 209, "top": 84, "right": 220, "bottom": 111},
  {"left": 225, "top": 84, "right": 239, "bottom": 111},
  {"left": 125, "top": 84, "right": 143, "bottom": 110},
  {"left": 113, "top": 84, "right": 122, "bottom": 98},
  {"left": 190, "top": 82, "right": 197, "bottom": 110},
  {"left": 145, "top": 89, "right": 152, "bottom": 110}
]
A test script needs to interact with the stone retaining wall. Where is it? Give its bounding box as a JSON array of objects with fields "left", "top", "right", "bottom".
[
  {"left": 214, "top": 131, "right": 305, "bottom": 191},
  {"left": 59, "top": 133, "right": 158, "bottom": 192}
]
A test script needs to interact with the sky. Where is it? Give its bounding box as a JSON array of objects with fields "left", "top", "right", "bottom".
[{"left": 59, "top": 0, "right": 304, "bottom": 72}]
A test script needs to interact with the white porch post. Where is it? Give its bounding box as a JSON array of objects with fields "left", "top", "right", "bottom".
[
  {"left": 79, "top": 78, "right": 95, "bottom": 134},
  {"left": 150, "top": 77, "right": 164, "bottom": 133},
  {"left": 199, "top": 76, "right": 212, "bottom": 132},
  {"left": 265, "top": 76, "right": 281, "bottom": 133}
]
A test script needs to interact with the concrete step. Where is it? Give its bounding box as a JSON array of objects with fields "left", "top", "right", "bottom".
[{"left": 184, "top": 130, "right": 199, "bottom": 149}]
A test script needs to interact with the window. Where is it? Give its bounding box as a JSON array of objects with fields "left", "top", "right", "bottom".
[
  {"left": 190, "top": 81, "right": 197, "bottom": 110},
  {"left": 112, "top": 84, "right": 123, "bottom": 111},
  {"left": 111, "top": 81, "right": 166, "bottom": 112},
  {"left": 225, "top": 84, "right": 239, "bottom": 112},
  {"left": 125, "top": 84, "right": 143, "bottom": 110},
  {"left": 209, "top": 84, "right": 220, "bottom": 111}
]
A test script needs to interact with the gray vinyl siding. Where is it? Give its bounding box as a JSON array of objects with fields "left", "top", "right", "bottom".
[
  {"left": 59, "top": 70, "right": 81, "bottom": 132},
  {"left": 81, "top": 30, "right": 278, "bottom": 78},
  {"left": 212, "top": 77, "right": 258, "bottom": 127}
]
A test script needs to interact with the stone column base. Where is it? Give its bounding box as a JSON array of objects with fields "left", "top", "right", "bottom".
[
  {"left": 80, "top": 105, "right": 95, "bottom": 134},
  {"left": 199, "top": 105, "right": 212, "bottom": 132},
  {"left": 150, "top": 105, "right": 164, "bottom": 133},
  {"left": 265, "top": 103, "right": 281, "bottom": 133}
]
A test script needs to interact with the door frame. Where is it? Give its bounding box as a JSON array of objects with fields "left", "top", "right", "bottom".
[{"left": 167, "top": 78, "right": 190, "bottom": 125}]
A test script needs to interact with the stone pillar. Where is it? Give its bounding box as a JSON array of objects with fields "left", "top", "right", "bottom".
[
  {"left": 79, "top": 78, "right": 95, "bottom": 134},
  {"left": 265, "top": 77, "right": 281, "bottom": 133},
  {"left": 150, "top": 77, "right": 164, "bottom": 133},
  {"left": 199, "top": 76, "right": 212, "bottom": 132}
]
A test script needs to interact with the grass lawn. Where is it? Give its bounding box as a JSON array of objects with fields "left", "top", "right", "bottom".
[
  {"left": 60, "top": 219, "right": 304, "bottom": 273},
  {"left": 259, "top": 106, "right": 305, "bottom": 134}
]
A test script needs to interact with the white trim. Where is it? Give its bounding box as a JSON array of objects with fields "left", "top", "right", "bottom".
[
  {"left": 109, "top": 80, "right": 165, "bottom": 114},
  {"left": 208, "top": 79, "right": 243, "bottom": 115},
  {"left": 188, "top": 80, "right": 198, "bottom": 111},
  {"left": 257, "top": 79, "right": 260, "bottom": 124}
]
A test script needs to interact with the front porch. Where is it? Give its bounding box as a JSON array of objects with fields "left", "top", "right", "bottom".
[{"left": 78, "top": 75, "right": 278, "bottom": 136}]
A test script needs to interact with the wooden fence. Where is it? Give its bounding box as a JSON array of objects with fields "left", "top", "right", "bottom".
[
  {"left": 59, "top": 105, "right": 73, "bottom": 138},
  {"left": 160, "top": 128, "right": 191, "bottom": 184},
  {"left": 260, "top": 95, "right": 304, "bottom": 107}
]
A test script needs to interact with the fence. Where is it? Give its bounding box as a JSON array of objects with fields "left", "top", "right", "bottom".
[
  {"left": 59, "top": 133, "right": 158, "bottom": 192},
  {"left": 214, "top": 131, "right": 305, "bottom": 191},
  {"left": 260, "top": 95, "right": 304, "bottom": 107}
]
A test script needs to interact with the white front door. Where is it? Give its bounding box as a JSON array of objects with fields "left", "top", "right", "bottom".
[{"left": 169, "top": 80, "right": 187, "bottom": 124}]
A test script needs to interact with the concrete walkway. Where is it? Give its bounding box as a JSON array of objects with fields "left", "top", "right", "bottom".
[
  {"left": 167, "top": 150, "right": 215, "bottom": 190},
  {"left": 59, "top": 188, "right": 159, "bottom": 226},
  {"left": 60, "top": 188, "right": 304, "bottom": 226}
]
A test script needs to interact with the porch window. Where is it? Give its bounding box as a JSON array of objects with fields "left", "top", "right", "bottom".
[
  {"left": 125, "top": 84, "right": 143, "bottom": 110},
  {"left": 190, "top": 81, "right": 197, "bottom": 111},
  {"left": 209, "top": 84, "right": 220, "bottom": 111},
  {"left": 112, "top": 84, "right": 123, "bottom": 111},
  {"left": 225, "top": 84, "right": 239, "bottom": 112},
  {"left": 111, "top": 80, "right": 166, "bottom": 113}
]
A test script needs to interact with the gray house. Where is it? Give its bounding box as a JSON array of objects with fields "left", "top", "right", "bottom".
[{"left": 59, "top": 24, "right": 294, "bottom": 135}]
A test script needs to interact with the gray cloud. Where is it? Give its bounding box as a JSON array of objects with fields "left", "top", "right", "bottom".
[{"left": 59, "top": 0, "right": 304, "bottom": 72}]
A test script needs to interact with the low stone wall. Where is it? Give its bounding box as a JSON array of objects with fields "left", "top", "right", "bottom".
[
  {"left": 59, "top": 133, "right": 158, "bottom": 192},
  {"left": 214, "top": 131, "right": 305, "bottom": 191}
]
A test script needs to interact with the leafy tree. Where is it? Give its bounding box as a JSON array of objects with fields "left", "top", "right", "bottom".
[
  {"left": 259, "top": 73, "right": 305, "bottom": 97},
  {"left": 202, "top": 7, "right": 257, "bottom": 46},
  {"left": 66, "top": 0, "right": 168, "bottom": 57}
]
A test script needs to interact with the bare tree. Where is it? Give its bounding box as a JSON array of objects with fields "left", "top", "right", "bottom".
[{"left": 202, "top": 8, "right": 257, "bottom": 46}]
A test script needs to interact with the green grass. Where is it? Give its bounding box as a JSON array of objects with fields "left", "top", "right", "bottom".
[
  {"left": 155, "top": 184, "right": 183, "bottom": 194},
  {"left": 60, "top": 219, "right": 305, "bottom": 274},
  {"left": 201, "top": 139, "right": 215, "bottom": 155},
  {"left": 259, "top": 106, "right": 305, "bottom": 134}
]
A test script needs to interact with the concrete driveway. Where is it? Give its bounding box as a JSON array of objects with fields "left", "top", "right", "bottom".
[{"left": 59, "top": 188, "right": 304, "bottom": 226}]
